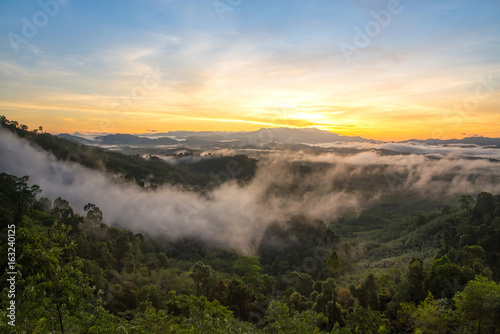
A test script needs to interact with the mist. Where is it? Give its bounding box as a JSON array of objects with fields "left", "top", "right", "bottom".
[{"left": 1, "top": 128, "right": 500, "bottom": 254}]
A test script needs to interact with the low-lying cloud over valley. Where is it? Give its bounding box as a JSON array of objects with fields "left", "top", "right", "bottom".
[{"left": 1, "top": 128, "right": 500, "bottom": 254}]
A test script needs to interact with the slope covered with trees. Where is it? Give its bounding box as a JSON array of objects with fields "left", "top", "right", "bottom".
[
  {"left": 1, "top": 171, "right": 500, "bottom": 333},
  {"left": 0, "top": 116, "right": 258, "bottom": 190}
]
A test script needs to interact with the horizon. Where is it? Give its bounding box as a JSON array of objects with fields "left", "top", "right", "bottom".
[
  {"left": 2, "top": 115, "right": 499, "bottom": 142},
  {"left": 1, "top": 1, "right": 499, "bottom": 141},
  {"left": 62, "top": 126, "right": 496, "bottom": 142}
]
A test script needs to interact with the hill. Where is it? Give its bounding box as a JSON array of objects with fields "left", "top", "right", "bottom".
[
  {"left": 0, "top": 116, "right": 223, "bottom": 189},
  {"left": 401, "top": 136, "right": 500, "bottom": 147},
  {"left": 59, "top": 127, "right": 373, "bottom": 147}
]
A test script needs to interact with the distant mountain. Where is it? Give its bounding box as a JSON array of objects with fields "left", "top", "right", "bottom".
[
  {"left": 164, "top": 127, "right": 372, "bottom": 144},
  {"left": 58, "top": 133, "right": 97, "bottom": 145},
  {"left": 401, "top": 136, "right": 500, "bottom": 147},
  {"left": 68, "top": 128, "right": 373, "bottom": 147},
  {"left": 146, "top": 131, "right": 237, "bottom": 138},
  {"left": 226, "top": 127, "right": 372, "bottom": 144},
  {"left": 95, "top": 134, "right": 178, "bottom": 146},
  {"left": 62, "top": 130, "right": 500, "bottom": 148}
]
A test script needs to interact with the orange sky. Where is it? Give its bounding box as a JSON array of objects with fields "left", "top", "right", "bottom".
[
  {"left": 2, "top": 78, "right": 499, "bottom": 141},
  {"left": 1, "top": 1, "right": 499, "bottom": 141}
]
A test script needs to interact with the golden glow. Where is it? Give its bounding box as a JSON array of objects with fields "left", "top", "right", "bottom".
[
  {"left": 2, "top": 91, "right": 500, "bottom": 141},
  {"left": 2, "top": 48, "right": 500, "bottom": 141},
  {"left": 1, "top": 0, "right": 499, "bottom": 142}
]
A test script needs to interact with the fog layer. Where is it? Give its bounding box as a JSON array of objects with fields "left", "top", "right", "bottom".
[{"left": 1, "top": 128, "right": 500, "bottom": 253}]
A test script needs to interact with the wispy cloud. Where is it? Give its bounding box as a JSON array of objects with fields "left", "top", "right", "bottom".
[{"left": 0, "top": 0, "right": 499, "bottom": 138}]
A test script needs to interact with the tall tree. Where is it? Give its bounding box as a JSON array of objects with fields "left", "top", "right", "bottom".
[
  {"left": 454, "top": 276, "right": 500, "bottom": 334},
  {"left": 326, "top": 250, "right": 343, "bottom": 277},
  {"left": 190, "top": 261, "right": 216, "bottom": 300}
]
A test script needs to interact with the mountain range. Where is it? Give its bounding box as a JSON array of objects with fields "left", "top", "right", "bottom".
[{"left": 58, "top": 127, "right": 500, "bottom": 148}]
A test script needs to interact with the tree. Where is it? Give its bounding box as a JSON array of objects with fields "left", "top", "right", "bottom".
[
  {"left": 364, "top": 274, "right": 379, "bottom": 310},
  {"left": 457, "top": 245, "right": 487, "bottom": 277},
  {"left": 190, "top": 261, "right": 216, "bottom": 300},
  {"left": 313, "top": 278, "right": 342, "bottom": 330},
  {"left": 407, "top": 257, "right": 427, "bottom": 304},
  {"left": 344, "top": 305, "right": 389, "bottom": 334},
  {"left": 416, "top": 214, "right": 427, "bottom": 226},
  {"left": 350, "top": 274, "right": 379, "bottom": 310},
  {"left": 424, "top": 256, "right": 461, "bottom": 299},
  {"left": 53, "top": 197, "right": 82, "bottom": 228},
  {"left": 233, "top": 256, "right": 264, "bottom": 291},
  {"left": 13, "top": 175, "right": 41, "bottom": 222},
  {"left": 226, "top": 278, "right": 252, "bottom": 320},
  {"left": 5, "top": 221, "right": 111, "bottom": 333},
  {"left": 83, "top": 203, "right": 103, "bottom": 222},
  {"left": 337, "top": 288, "right": 355, "bottom": 310},
  {"left": 491, "top": 216, "right": 500, "bottom": 231},
  {"left": 161, "top": 291, "right": 250, "bottom": 333},
  {"left": 413, "top": 294, "right": 457, "bottom": 334},
  {"left": 460, "top": 195, "right": 475, "bottom": 222},
  {"left": 472, "top": 192, "right": 495, "bottom": 223},
  {"left": 285, "top": 271, "right": 314, "bottom": 297},
  {"left": 34, "top": 197, "right": 53, "bottom": 212},
  {"left": 326, "top": 250, "right": 343, "bottom": 277},
  {"left": 454, "top": 276, "right": 500, "bottom": 334},
  {"left": 394, "top": 302, "right": 417, "bottom": 333},
  {"left": 263, "top": 300, "right": 327, "bottom": 333}
]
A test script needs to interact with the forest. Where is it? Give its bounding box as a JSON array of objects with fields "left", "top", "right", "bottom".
[{"left": 1, "top": 117, "right": 500, "bottom": 333}]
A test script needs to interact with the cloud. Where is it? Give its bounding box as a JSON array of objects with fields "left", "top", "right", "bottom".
[
  {"left": 307, "top": 141, "right": 500, "bottom": 160},
  {"left": 1, "top": 129, "right": 500, "bottom": 254},
  {"left": 0, "top": 129, "right": 371, "bottom": 253}
]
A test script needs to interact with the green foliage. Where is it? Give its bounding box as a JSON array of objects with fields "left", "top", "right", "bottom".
[
  {"left": 234, "top": 256, "right": 263, "bottom": 288},
  {"left": 0, "top": 216, "right": 121, "bottom": 332},
  {"left": 350, "top": 273, "right": 379, "bottom": 310},
  {"left": 258, "top": 215, "right": 337, "bottom": 279},
  {"left": 190, "top": 261, "right": 217, "bottom": 299},
  {"left": 263, "top": 300, "right": 327, "bottom": 333},
  {"left": 425, "top": 255, "right": 461, "bottom": 299},
  {"left": 313, "top": 278, "right": 343, "bottom": 330},
  {"left": 460, "top": 195, "right": 475, "bottom": 220},
  {"left": 226, "top": 277, "right": 253, "bottom": 320},
  {"left": 406, "top": 257, "right": 427, "bottom": 304},
  {"left": 179, "top": 154, "right": 258, "bottom": 184},
  {"left": 343, "top": 305, "right": 389, "bottom": 334},
  {"left": 285, "top": 271, "right": 314, "bottom": 298},
  {"left": 454, "top": 276, "right": 500, "bottom": 334},
  {"left": 413, "top": 295, "right": 457, "bottom": 334},
  {"left": 326, "top": 250, "right": 343, "bottom": 277},
  {"left": 0, "top": 116, "right": 220, "bottom": 189}
]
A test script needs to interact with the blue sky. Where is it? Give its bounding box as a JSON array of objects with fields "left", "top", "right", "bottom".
[{"left": 0, "top": 0, "right": 499, "bottom": 139}]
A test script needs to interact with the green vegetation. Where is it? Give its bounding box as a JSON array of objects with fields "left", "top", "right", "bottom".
[
  {"left": 1, "top": 172, "right": 500, "bottom": 333},
  {"left": 0, "top": 116, "right": 258, "bottom": 190}
]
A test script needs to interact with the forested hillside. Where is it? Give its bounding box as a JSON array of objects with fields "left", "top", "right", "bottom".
[
  {"left": 1, "top": 178, "right": 500, "bottom": 332},
  {"left": 1, "top": 118, "right": 500, "bottom": 333},
  {"left": 0, "top": 116, "right": 257, "bottom": 190}
]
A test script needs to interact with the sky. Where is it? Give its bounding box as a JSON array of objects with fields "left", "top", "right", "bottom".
[{"left": 0, "top": 0, "right": 499, "bottom": 140}]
